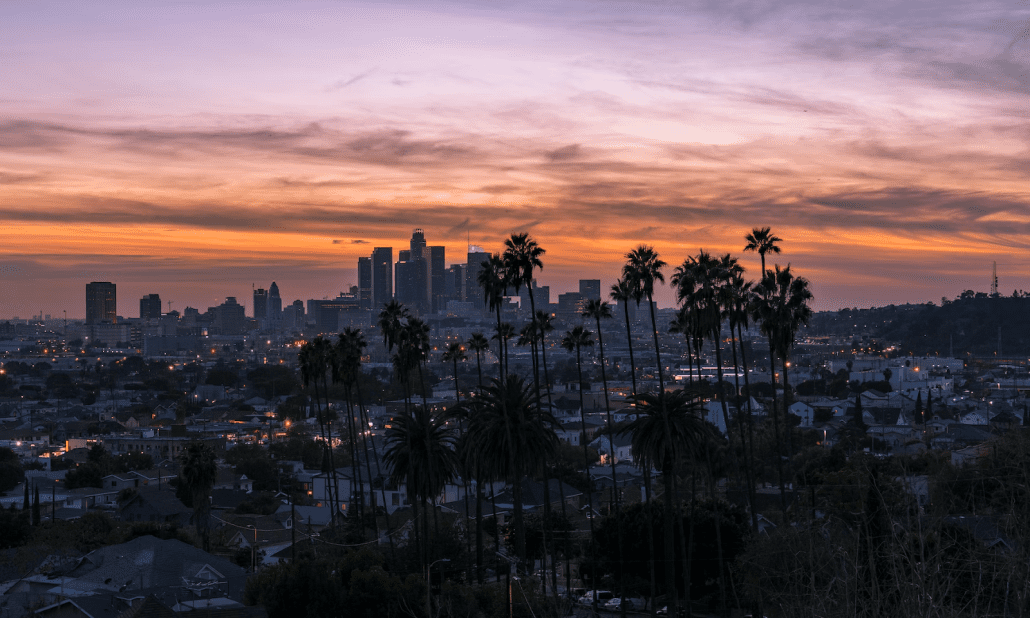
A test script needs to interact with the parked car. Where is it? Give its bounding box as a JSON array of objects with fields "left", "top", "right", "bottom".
[
  {"left": 607, "top": 597, "right": 645, "bottom": 611},
  {"left": 577, "top": 590, "right": 614, "bottom": 606}
]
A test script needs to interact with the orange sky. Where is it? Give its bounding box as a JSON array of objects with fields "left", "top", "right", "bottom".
[{"left": 2, "top": 1, "right": 1030, "bottom": 318}]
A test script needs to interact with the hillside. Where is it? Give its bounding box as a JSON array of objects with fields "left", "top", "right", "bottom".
[{"left": 809, "top": 295, "right": 1030, "bottom": 357}]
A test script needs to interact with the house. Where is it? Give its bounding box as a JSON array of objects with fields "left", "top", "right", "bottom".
[
  {"left": 117, "top": 487, "right": 191, "bottom": 524},
  {"left": 590, "top": 433, "right": 634, "bottom": 465},
  {"left": 11, "top": 536, "right": 248, "bottom": 613},
  {"left": 557, "top": 421, "right": 601, "bottom": 446},
  {"left": 788, "top": 402, "right": 815, "bottom": 427}
]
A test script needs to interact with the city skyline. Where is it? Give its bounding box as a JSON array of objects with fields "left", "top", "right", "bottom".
[{"left": 3, "top": 1, "right": 1030, "bottom": 318}]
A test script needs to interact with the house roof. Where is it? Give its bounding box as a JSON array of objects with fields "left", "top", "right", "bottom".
[{"left": 68, "top": 536, "right": 247, "bottom": 598}]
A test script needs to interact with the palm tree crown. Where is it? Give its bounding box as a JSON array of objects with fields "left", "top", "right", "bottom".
[
  {"left": 744, "top": 226, "right": 782, "bottom": 273},
  {"left": 502, "top": 232, "right": 545, "bottom": 293}
]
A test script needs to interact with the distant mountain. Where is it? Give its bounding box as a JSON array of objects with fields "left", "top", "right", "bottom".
[{"left": 809, "top": 296, "right": 1030, "bottom": 357}]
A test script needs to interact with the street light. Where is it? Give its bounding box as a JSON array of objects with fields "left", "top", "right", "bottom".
[{"left": 426, "top": 558, "right": 450, "bottom": 617}]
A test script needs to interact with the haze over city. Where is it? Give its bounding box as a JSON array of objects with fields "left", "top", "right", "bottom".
[{"left": 3, "top": 0, "right": 1030, "bottom": 318}]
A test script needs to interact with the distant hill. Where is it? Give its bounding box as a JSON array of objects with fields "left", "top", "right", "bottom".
[{"left": 808, "top": 296, "right": 1030, "bottom": 357}]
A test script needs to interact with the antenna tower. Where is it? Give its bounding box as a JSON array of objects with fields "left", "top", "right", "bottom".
[{"left": 992, "top": 261, "right": 998, "bottom": 296}]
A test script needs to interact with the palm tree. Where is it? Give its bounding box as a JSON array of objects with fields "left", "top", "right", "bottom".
[
  {"left": 582, "top": 299, "right": 628, "bottom": 613},
  {"left": 178, "top": 441, "right": 217, "bottom": 551},
  {"left": 334, "top": 329, "right": 366, "bottom": 520},
  {"left": 299, "top": 337, "right": 341, "bottom": 523},
  {"left": 378, "top": 299, "right": 411, "bottom": 353},
  {"left": 503, "top": 233, "right": 546, "bottom": 342},
  {"left": 753, "top": 264, "right": 813, "bottom": 515},
  {"left": 744, "top": 227, "right": 782, "bottom": 275},
  {"left": 492, "top": 322, "right": 516, "bottom": 375},
  {"left": 383, "top": 405, "right": 459, "bottom": 571},
  {"left": 622, "top": 390, "right": 712, "bottom": 616},
  {"left": 442, "top": 341, "right": 467, "bottom": 403},
  {"left": 463, "top": 374, "right": 559, "bottom": 571},
  {"left": 562, "top": 325, "right": 602, "bottom": 612},
  {"left": 467, "top": 333, "right": 490, "bottom": 388},
  {"left": 478, "top": 254, "right": 509, "bottom": 376},
  {"left": 338, "top": 327, "right": 393, "bottom": 545},
  {"left": 610, "top": 277, "right": 641, "bottom": 397},
  {"left": 624, "top": 245, "right": 667, "bottom": 395},
  {"left": 725, "top": 271, "right": 761, "bottom": 533}
]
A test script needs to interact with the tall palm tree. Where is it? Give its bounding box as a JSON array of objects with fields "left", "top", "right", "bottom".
[
  {"left": 583, "top": 299, "right": 628, "bottom": 614},
  {"left": 442, "top": 341, "right": 467, "bottom": 403},
  {"left": 464, "top": 334, "right": 490, "bottom": 583},
  {"left": 478, "top": 254, "right": 509, "bottom": 377},
  {"left": 493, "top": 322, "right": 516, "bottom": 375},
  {"left": 744, "top": 227, "right": 782, "bottom": 275},
  {"left": 503, "top": 233, "right": 546, "bottom": 344},
  {"left": 561, "top": 325, "right": 603, "bottom": 612},
  {"left": 610, "top": 277, "right": 641, "bottom": 398},
  {"left": 334, "top": 329, "right": 366, "bottom": 521},
  {"left": 624, "top": 245, "right": 667, "bottom": 395},
  {"left": 299, "top": 337, "right": 341, "bottom": 523},
  {"left": 622, "top": 390, "right": 712, "bottom": 616},
  {"left": 467, "top": 333, "right": 490, "bottom": 388},
  {"left": 724, "top": 271, "right": 761, "bottom": 533},
  {"left": 384, "top": 405, "right": 459, "bottom": 571},
  {"left": 753, "top": 264, "right": 812, "bottom": 514},
  {"left": 463, "top": 375, "right": 559, "bottom": 571},
  {"left": 338, "top": 327, "right": 394, "bottom": 546},
  {"left": 178, "top": 441, "right": 217, "bottom": 551}
]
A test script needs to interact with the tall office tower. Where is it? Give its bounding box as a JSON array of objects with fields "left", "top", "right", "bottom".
[
  {"left": 395, "top": 256, "right": 416, "bottom": 307},
  {"left": 410, "top": 228, "right": 427, "bottom": 257},
  {"left": 371, "top": 247, "right": 393, "bottom": 311},
  {"left": 139, "top": 294, "right": 162, "bottom": 320},
  {"left": 558, "top": 292, "right": 587, "bottom": 323},
  {"left": 519, "top": 281, "right": 550, "bottom": 315},
  {"left": 579, "top": 279, "right": 602, "bottom": 301},
  {"left": 428, "top": 245, "right": 445, "bottom": 312},
  {"left": 216, "top": 297, "right": 247, "bottom": 335},
  {"left": 405, "top": 229, "right": 429, "bottom": 313},
  {"left": 253, "top": 288, "right": 268, "bottom": 321},
  {"left": 357, "top": 257, "right": 372, "bottom": 310},
  {"left": 283, "top": 299, "right": 305, "bottom": 329},
  {"left": 465, "top": 247, "right": 490, "bottom": 309},
  {"left": 86, "top": 282, "right": 117, "bottom": 324},
  {"left": 445, "top": 264, "right": 465, "bottom": 305},
  {"left": 267, "top": 282, "right": 282, "bottom": 323}
]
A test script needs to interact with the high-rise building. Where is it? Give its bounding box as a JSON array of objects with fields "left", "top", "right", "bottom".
[
  {"left": 253, "top": 288, "right": 268, "bottom": 321},
  {"left": 86, "top": 282, "right": 117, "bottom": 325},
  {"left": 428, "top": 245, "right": 445, "bottom": 312},
  {"left": 139, "top": 294, "right": 162, "bottom": 320},
  {"left": 371, "top": 247, "right": 393, "bottom": 312},
  {"left": 357, "top": 257, "right": 372, "bottom": 310},
  {"left": 579, "top": 279, "right": 601, "bottom": 301},
  {"left": 465, "top": 247, "right": 490, "bottom": 310},
  {"left": 215, "top": 297, "right": 246, "bottom": 335},
  {"left": 267, "top": 282, "right": 282, "bottom": 324},
  {"left": 445, "top": 264, "right": 465, "bottom": 305},
  {"left": 519, "top": 281, "right": 550, "bottom": 315}
]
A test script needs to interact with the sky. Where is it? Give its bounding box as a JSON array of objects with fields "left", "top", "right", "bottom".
[{"left": 2, "top": 0, "right": 1030, "bottom": 319}]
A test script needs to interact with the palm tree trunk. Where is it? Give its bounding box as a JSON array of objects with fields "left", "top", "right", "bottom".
[
  {"left": 728, "top": 325, "right": 758, "bottom": 534},
  {"left": 767, "top": 339, "right": 787, "bottom": 514},
  {"left": 356, "top": 380, "right": 394, "bottom": 557},
  {"left": 538, "top": 332, "right": 562, "bottom": 597},
  {"left": 662, "top": 461, "right": 679, "bottom": 616},
  {"left": 595, "top": 314, "right": 628, "bottom": 618},
  {"left": 737, "top": 323, "right": 760, "bottom": 534},
  {"left": 622, "top": 302, "right": 638, "bottom": 398},
  {"left": 575, "top": 346, "right": 599, "bottom": 614},
  {"left": 647, "top": 294, "right": 664, "bottom": 395}
]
